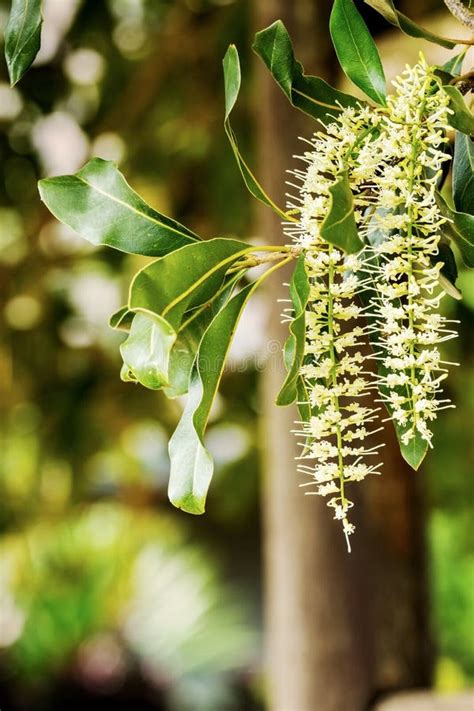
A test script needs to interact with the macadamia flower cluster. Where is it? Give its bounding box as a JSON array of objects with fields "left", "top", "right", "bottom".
[{"left": 285, "top": 57, "right": 456, "bottom": 548}]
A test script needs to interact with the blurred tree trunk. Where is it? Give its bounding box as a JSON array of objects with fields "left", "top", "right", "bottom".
[{"left": 256, "top": 1, "right": 433, "bottom": 709}]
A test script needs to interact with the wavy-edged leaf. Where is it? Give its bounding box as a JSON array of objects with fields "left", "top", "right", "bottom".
[
  {"left": 436, "top": 190, "right": 474, "bottom": 268},
  {"left": 364, "top": 0, "right": 457, "bottom": 49},
  {"left": 120, "top": 311, "right": 176, "bottom": 390},
  {"left": 453, "top": 132, "right": 474, "bottom": 215},
  {"left": 252, "top": 20, "right": 362, "bottom": 123},
  {"left": 443, "top": 85, "right": 474, "bottom": 135},
  {"left": 168, "top": 254, "right": 291, "bottom": 513},
  {"left": 320, "top": 171, "right": 363, "bottom": 253},
  {"left": 330, "top": 0, "right": 387, "bottom": 106},
  {"left": 168, "top": 282, "right": 257, "bottom": 514},
  {"left": 128, "top": 238, "right": 250, "bottom": 329},
  {"left": 223, "top": 45, "right": 295, "bottom": 222},
  {"left": 39, "top": 158, "right": 199, "bottom": 257},
  {"left": 5, "top": 0, "right": 42, "bottom": 85},
  {"left": 276, "top": 254, "right": 310, "bottom": 406},
  {"left": 110, "top": 306, "right": 134, "bottom": 331}
]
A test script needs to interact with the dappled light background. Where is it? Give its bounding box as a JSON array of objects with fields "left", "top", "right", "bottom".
[{"left": 0, "top": 1, "right": 472, "bottom": 709}]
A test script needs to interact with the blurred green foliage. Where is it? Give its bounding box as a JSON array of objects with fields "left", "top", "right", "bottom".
[{"left": 0, "top": 0, "right": 472, "bottom": 708}]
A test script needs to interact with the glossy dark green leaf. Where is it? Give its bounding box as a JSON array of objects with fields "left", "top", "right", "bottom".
[
  {"left": 223, "top": 45, "right": 294, "bottom": 222},
  {"left": 276, "top": 254, "right": 310, "bottom": 406},
  {"left": 5, "top": 0, "right": 42, "bottom": 85},
  {"left": 120, "top": 311, "right": 176, "bottom": 390},
  {"left": 320, "top": 171, "right": 364, "bottom": 253},
  {"left": 128, "top": 238, "right": 250, "bottom": 329},
  {"left": 252, "top": 20, "right": 361, "bottom": 123},
  {"left": 364, "top": 0, "right": 457, "bottom": 49},
  {"left": 168, "top": 282, "right": 257, "bottom": 514},
  {"left": 436, "top": 191, "right": 474, "bottom": 268},
  {"left": 443, "top": 85, "right": 474, "bottom": 135},
  {"left": 453, "top": 133, "right": 474, "bottom": 215},
  {"left": 39, "top": 158, "right": 199, "bottom": 257},
  {"left": 330, "top": 0, "right": 387, "bottom": 106}
]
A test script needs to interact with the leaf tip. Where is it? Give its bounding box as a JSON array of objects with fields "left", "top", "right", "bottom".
[{"left": 169, "top": 492, "right": 206, "bottom": 515}]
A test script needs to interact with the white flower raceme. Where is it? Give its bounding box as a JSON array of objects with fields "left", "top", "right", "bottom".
[
  {"left": 285, "top": 107, "right": 384, "bottom": 550},
  {"left": 365, "top": 57, "right": 457, "bottom": 447},
  {"left": 284, "top": 56, "right": 458, "bottom": 548}
]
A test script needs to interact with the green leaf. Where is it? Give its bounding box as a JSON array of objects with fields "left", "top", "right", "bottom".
[
  {"left": 168, "top": 282, "right": 257, "bottom": 514},
  {"left": 109, "top": 306, "right": 134, "bottom": 331},
  {"left": 5, "top": 0, "right": 42, "bottom": 86},
  {"left": 433, "top": 238, "right": 462, "bottom": 300},
  {"left": 296, "top": 376, "right": 312, "bottom": 426},
  {"left": 128, "top": 238, "right": 251, "bottom": 329},
  {"left": 436, "top": 191, "right": 474, "bottom": 268},
  {"left": 164, "top": 274, "right": 242, "bottom": 398},
  {"left": 397, "top": 430, "right": 429, "bottom": 471},
  {"left": 168, "top": 254, "right": 291, "bottom": 513},
  {"left": 320, "top": 171, "right": 364, "bottom": 253},
  {"left": 442, "top": 50, "right": 467, "bottom": 76},
  {"left": 443, "top": 85, "right": 474, "bottom": 136},
  {"left": 223, "top": 45, "right": 294, "bottom": 222},
  {"left": 252, "top": 20, "right": 362, "bottom": 123},
  {"left": 38, "top": 158, "right": 199, "bottom": 257},
  {"left": 363, "top": 0, "right": 457, "bottom": 49},
  {"left": 276, "top": 254, "right": 310, "bottom": 406},
  {"left": 453, "top": 133, "right": 474, "bottom": 215},
  {"left": 120, "top": 311, "right": 176, "bottom": 390},
  {"left": 330, "top": 0, "right": 387, "bottom": 106}
]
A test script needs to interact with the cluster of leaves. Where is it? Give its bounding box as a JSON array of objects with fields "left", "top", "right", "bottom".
[{"left": 5, "top": 0, "right": 474, "bottom": 516}]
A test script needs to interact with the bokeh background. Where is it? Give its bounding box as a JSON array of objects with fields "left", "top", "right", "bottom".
[{"left": 0, "top": 1, "right": 472, "bottom": 709}]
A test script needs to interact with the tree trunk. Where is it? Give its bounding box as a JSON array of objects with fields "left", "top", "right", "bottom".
[{"left": 256, "top": 1, "right": 433, "bottom": 709}]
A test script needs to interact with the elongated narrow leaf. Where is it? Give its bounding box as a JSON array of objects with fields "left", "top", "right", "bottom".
[
  {"left": 39, "top": 158, "right": 199, "bottom": 257},
  {"left": 164, "top": 274, "right": 242, "bottom": 398},
  {"left": 443, "top": 85, "right": 474, "bottom": 135},
  {"left": 5, "top": 0, "right": 42, "bottom": 85},
  {"left": 364, "top": 0, "right": 457, "bottom": 49},
  {"left": 168, "top": 282, "right": 258, "bottom": 514},
  {"left": 128, "top": 238, "right": 250, "bottom": 329},
  {"left": 223, "top": 45, "right": 293, "bottom": 222},
  {"left": 330, "top": 0, "right": 387, "bottom": 105},
  {"left": 320, "top": 171, "right": 363, "bottom": 253},
  {"left": 436, "top": 191, "right": 474, "bottom": 268},
  {"left": 453, "top": 133, "right": 474, "bottom": 215},
  {"left": 120, "top": 311, "right": 176, "bottom": 390},
  {"left": 276, "top": 255, "right": 310, "bottom": 406},
  {"left": 253, "top": 20, "right": 362, "bottom": 123}
]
